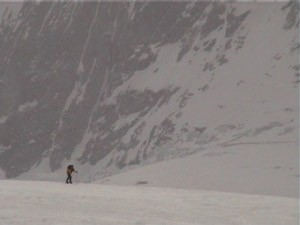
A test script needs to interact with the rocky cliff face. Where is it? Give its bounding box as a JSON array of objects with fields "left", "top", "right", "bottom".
[{"left": 0, "top": 2, "right": 298, "bottom": 180}]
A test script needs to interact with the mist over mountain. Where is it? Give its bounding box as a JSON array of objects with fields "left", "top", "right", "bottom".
[{"left": 0, "top": 2, "right": 298, "bottom": 181}]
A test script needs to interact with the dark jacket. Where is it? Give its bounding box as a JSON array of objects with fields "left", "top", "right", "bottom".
[{"left": 66, "top": 165, "right": 77, "bottom": 175}]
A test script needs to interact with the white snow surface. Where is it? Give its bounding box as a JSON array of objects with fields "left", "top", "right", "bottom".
[
  {"left": 0, "top": 180, "right": 298, "bottom": 225},
  {"left": 19, "top": 142, "right": 299, "bottom": 198},
  {"left": 97, "top": 142, "right": 299, "bottom": 199},
  {"left": 17, "top": 100, "right": 38, "bottom": 112}
]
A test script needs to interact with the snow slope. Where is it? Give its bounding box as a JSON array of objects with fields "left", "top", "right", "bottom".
[
  {"left": 97, "top": 142, "right": 299, "bottom": 198},
  {"left": 0, "top": 180, "right": 298, "bottom": 225},
  {"left": 18, "top": 142, "right": 298, "bottom": 198}
]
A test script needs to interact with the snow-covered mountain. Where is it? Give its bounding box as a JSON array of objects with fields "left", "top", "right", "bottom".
[{"left": 0, "top": 1, "right": 298, "bottom": 189}]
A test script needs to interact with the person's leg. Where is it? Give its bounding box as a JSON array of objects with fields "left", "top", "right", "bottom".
[
  {"left": 66, "top": 174, "right": 71, "bottom": 183},
  {"left": 69, "top": 175, "right": 72, "bottom": 184}
]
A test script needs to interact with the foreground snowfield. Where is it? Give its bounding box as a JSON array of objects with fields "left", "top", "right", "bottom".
[
  {"left": 0, "top": 180, "right": 298, "bottom": 225},
  {"left": 12, "top": 142, "right": 298, "bottom": 225}
]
